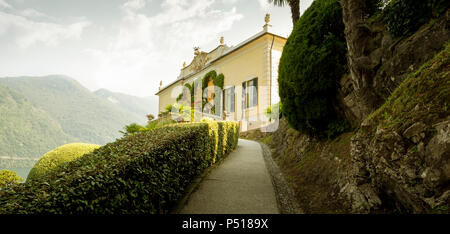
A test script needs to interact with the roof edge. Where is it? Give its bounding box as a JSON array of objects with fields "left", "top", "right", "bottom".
[{"left": 155, "top": 31, "right": 287, "bottom": 95}]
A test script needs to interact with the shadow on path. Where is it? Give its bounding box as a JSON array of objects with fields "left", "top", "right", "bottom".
[{"left": 179, "top": 139, "right": 279, "bottom": 214}]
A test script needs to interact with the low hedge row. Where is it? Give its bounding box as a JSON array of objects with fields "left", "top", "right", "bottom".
[
  {"left": 0, "top": 121, "right": 239, "bottom": 214},
  {"left": 216, "top": 121, "right": 239, "bottom": 163}
]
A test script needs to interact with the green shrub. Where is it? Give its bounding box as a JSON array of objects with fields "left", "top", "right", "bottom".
[
  {"left": 26, "top": 143, "right": 100, "bottom": 182},
  {"left": 384, "top": 0, "right": 431, "bottom": 37},
  {"left": 265, "top": 102, "right": 282, "bottom": 121},
  {"left": 165, "top": 104, "right": 173, "bottom": 113},
  {"left": 278, "top": 0, "right": 347, "bottom": 136},
  {"left": 431, "top": 0, "right": 450, "bottom": 16},
  {"left": 120, "top": 123, "right": 146, "bottom": 136},
  {"left": 145, "top": 117, "right": 176, "bottom": 130},
  {"left": 216, "top": 121, "right": 240, "bottom": 162},
  {"left": 384, "top": 0, "right": 450, "bottom": 37},
  {"left": 325, "top": 119, "right": 353, "bottom": 140},
  {"left": 365, "top": 0, "right": 384, "bottom": 16},
  {"left": 0, "top": 121, "right": 239, "bottom": 214},
  {"left": 201, "top": 118, "right": 219, "bottom": 164},
  {"left": 231, "top": 122, "right": 239, "bottom": 149},
  {"left": 0, "top": 170, "right": 23, "bottom": 188}
]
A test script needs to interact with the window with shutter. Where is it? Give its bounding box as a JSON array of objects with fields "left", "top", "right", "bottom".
[
  {"left": 224, "top": 86, "right": 235, "bottom": 113},
  {"left": 244, "top": 77, "right": 258, "bottom": 108}
]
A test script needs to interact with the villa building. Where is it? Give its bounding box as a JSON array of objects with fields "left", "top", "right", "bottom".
[{"left": 155, "top": 14, "right": 286, "bottom": 132}]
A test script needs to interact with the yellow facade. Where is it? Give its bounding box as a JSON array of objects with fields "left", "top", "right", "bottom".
[{"left": 156, "top": 22, "right": 286, "bottom": 132}]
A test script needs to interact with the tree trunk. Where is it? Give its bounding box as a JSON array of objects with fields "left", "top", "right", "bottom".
[
  {"left": 340, "top": 0, "right": 379, "bottom": 120},
  {"left": 289, "top": 0, "right": 300, "bottom": 25}
]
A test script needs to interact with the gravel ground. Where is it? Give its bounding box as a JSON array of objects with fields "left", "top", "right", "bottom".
[{"left": 258, "top": 142, "right": 304, "bottom": 214}]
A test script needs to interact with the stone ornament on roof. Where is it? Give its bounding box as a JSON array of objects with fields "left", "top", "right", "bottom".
[
  {"left": 263, "top": 13, "right": 272, "bottom": 32},
  {"left": 191, "top": 47, "right": 209, "bottom": 72},
  {"left": 194, "top": 47, "right": 200, "bottom": 56}
]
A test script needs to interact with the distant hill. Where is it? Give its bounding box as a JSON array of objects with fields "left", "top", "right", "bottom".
[
  {"left": 0, "top": 75, "right": 155, "bottom": 162},
  {"left": 0, "top": 83, "right": 76, "bottom": 160},
  {"left": 94, "top": 89, "right": 158, "bottom": 119}
]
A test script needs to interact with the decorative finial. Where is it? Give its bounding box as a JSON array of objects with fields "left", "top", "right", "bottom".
[
  {"left": 265, "top": 13, "right": 270, "bottom": 24},
  {"left": 159, "top": 80, "right": 163, "bottom": 90},
  {"left": 183, "top": 61, "right": 186, "bottom": 68},
  {"left": 194, "top": 47, "right": 200, "bottom": 56},
  {"left": 263, "top": 13, "right": 272, "bottom": 32},
  {"left": 220, "top": 36, "right": 224, "bottom": 45}
]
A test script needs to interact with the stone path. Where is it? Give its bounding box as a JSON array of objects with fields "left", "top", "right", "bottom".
[{"left": 179, "top": 139, "right": 279, "bottom": 214}]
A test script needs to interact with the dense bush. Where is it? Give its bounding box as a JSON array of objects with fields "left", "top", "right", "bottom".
[
  {"left": 0, "top": 170, "right": 23, "bottom": 188},
  {"left": 364, "top": 0, "right": 384, "bottom": 16},
  {"left": 120, "top": 116, "right": 177, "bottom": 137},
  {"left": 26, "top": 143, "right": 100, "bottom": 183},
  {"left": 384, "top": 0, "right": 450, "bottom": 37},
  {"left": 215, "top": 121, "right": 239, "bottom": 163},
  {"left": 145, "top": 117, "right": 176, "bottom": 130},
  {"left": 265, "top": 102, "right": 282, "bottom": 122},
  {"left": 119, "top": 123, "right": 147, "bottom": 136},
  {"left": 278, "top": 0, "right": 348, "bottom": 136},
  {"left": 0, "top": 121, "right": 239, "bottom": 214}
]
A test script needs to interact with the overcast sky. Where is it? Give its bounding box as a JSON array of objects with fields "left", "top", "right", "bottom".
[{"left": 0, "top": 0, "right": 313, "bottom": 97}]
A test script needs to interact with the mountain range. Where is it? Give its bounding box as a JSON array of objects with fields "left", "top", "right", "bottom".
[{"left": 0, "top": 75, "right": 158, "bottom": 164}]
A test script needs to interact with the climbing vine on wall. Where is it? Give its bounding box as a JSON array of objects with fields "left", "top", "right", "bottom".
[
  {"left": 177, "top": 82, "right": 195, "bottom": 106},
  {"left": 201, "top": 70, "right": 225, "bottom": 114},
  {"left": 176, "top": 93, "right": 183, "bottom": 102},
  {"left": 201, "top": 70, "right": 225, "bottom": 91}
]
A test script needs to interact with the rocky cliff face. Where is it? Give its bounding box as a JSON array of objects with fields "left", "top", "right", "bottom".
[
  {"left": 348, "top": 118, "right": 450, "bottom": 213},
  {"left": 338, "top": 7, "right": 449, "bottom": 126},
  {"left": 259, "top": 10, "right": 450, "bottom": 213},
  {"left": 346, "top": 44, "right": 450, "bottom": 213}
]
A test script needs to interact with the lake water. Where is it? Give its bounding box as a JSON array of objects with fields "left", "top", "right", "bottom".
[{"left": 1, "top": 167, "right": 32, "bottom": 181}]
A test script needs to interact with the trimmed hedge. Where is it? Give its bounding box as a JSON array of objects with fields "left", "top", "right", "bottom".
[
  {"left": 216, "top": 121, "right": 240, "bottom": 163},
  {"left": 0, "top": 121, "right": 239, "bottom": 214},
  {"left": 26, "top": 143, "right": 100, "bottom": 183},
  {"left": 278, "top": 0, "right": 348, "bottom": 137},
  {"left": 0, "top": 170, "right": 23, "bottom": 188}
]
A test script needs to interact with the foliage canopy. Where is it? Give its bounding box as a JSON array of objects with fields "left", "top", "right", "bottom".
[
  {"left": 367, "top": 0, "right": 450, "bottom": 38},
  {"left": 0, "top": 170, "right": 23, "bottom": 188},
  {"left": 278, "top": 0, "right": 348, "bottom": 137},
  {"left": 26, "top": 143, "right": 100, "bottom": 182}
]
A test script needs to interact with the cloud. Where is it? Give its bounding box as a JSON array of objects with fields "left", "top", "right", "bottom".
[
  {"left": 258, "top": 0, "right": 270, "bottom": 11},
  {"left": 20, "top": 8, "right": 48, "bottom": 18},
  {"left": 0, "top": 0, "right": 11, "bottom": 9},
  {"left": 122, "top": 0, "right": 146, "bottom": 11},
  {"left": 86, "top": 0, "right": 243, "bottom": 96},
  {"left": 222, "top": 0, "right": 238, "bottom": 4},
  {"left": 0, "top": 11, "right": 90, "bottom": 48}
]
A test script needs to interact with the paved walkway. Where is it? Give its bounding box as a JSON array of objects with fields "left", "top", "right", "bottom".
[{"left": 179, "top": 139, "right": 279, "bottom": 214}]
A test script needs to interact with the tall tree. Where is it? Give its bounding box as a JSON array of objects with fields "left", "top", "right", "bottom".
[
  {"left": 340, "top": 0, "right": 379, "bottom": 120},
  {"left": 268, "top": 0, "right": 300, "bottom": 25}
]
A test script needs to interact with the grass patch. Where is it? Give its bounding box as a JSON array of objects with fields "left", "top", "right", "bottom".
[
  {"left": 366, "top": 43, "right": 450, "bottom": 133},
  {"left": 261, "top": 135, "right": 273, "bottom": 145}
]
